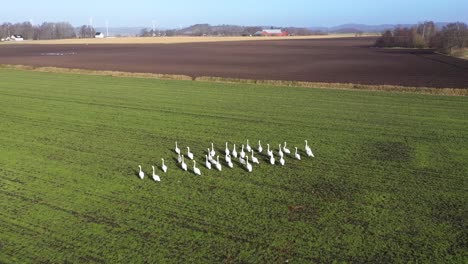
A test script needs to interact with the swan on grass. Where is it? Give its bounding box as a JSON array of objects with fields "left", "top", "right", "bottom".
[
  {"left": 215, "top": 156, "right": 222, "bottom": 171},
  {"left": 267, "top": 144, "right": 273, "bottom": 157},
  {"left": 210, "top": 143, "right": 216, "bottom": 157},
  {"left": 283, "top": 142, "right": 291, "bottom": 155},
  {"left": 295, "top": 147, "right": 301, "bottom": 160},
  {"left": 232, "top": 144, "right": 238, "bottom": 158},
  {"left": 240, "top": 144, "right": 246, "bottom": 159},
  {"left": 225, "top": 142, "right": 230, "bottom": 156},
  {"left": 205, "top": 155, "right": 212, "bottom": 169},
  {"left": 246, "top": 156, "right": 252, "bottom": 172},
  {"left": 177, "top": 153, "right": 182, "bottom": 164},
  {"left": 246, "top": 139, "right": 252, "bottom": 152},
  {"left": 187, "top": 147, "right": 194, "bottom": 160},
  {"left": 258, "top": 140, "right": 263, "bottom": 153},
  {"left": 305, "top": 140, "right": 315, "bottom": 157},
  {"left": 193, "top": 160, "right": 201, "bottom": 176},
  {"left": 161, "top": 158, "right": 167, "bottom": 173},
  {"left": 138, "top": 165, "right": 145, "bottom": 179},
  {"left": 175, "top": 141, "right": 180, "bottom": 154},
  {"left": 278, "top": 144, "right": 284, "bottom": 158},
  {"left": 279, "top": 156, "right": 285, "bottom": 166},
  {"left": 181, "top": 155, "right": 188, "bottom": 171},
  {"left": 152, "top": 166, "right": 161, "bottom": 182},
  {"left": 270, "top": 153, "right": 275, "bottom": 165},
  {"left": 251, "top": 150, "right": 259, "bottom": 164}
]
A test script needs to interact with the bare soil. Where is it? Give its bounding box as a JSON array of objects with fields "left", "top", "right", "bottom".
[{"left": 1, "top": 37, "right": 467, "bottom": 88}]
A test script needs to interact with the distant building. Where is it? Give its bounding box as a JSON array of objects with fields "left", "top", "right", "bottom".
[
  {"left": 10, "top": 35, "right": 24, "bottom": 41},
  {"left": 95, "top": 32, "right": 105, "bottom": 38},
  {"left": 254, "top": 29, "right": 288, "bottom": 37}
]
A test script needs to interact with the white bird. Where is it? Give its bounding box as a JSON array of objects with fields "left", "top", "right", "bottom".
[
  {"left": 227, "top": 161, "right": 234, "bottom": 168},
  {"left": 270, "top": 153, "right": 275, "bottom": 165},
  {"left": 187, "top": 147, "right": 194, "bottom": 160},
  {"left": 295, "top": 147, "right": 301, "bottom": 160},
  {"left": 177, "top": 152, "right": 182, "bottom": 164},
  {"left": 278, "top": 144, "right": 284, "bottom": 158},
  {"left": 193, "top": 160, "right": 201, "bottom": 176},
  {"left": 239, "top": 155, "right": 246, "bottom": 165},
  {"left": 246, "top": 139, "right": 252, "bottom": 152},
  {"left": 151, "top": 166, "right": 161, "bottom": 182},
  {"left": 279, "top": 156, "right": 285, "bottom": 166},
  {"left": 283, "top": 141, "right": 291, "bottom": 155},
  {"left": 161, "top": 158, "right": 167, "bottom": 173},
  {"left": 251, "top": 150, "right": 259, "bottom": 164},
  {"left": 181, "top": 155, "right": 188, "bottom": 171},
  {"left": 240, "top": 144, "right": 246, "bottom": 158},
  {"left": 138, "top": 165, "right": 145, "bottom": 179},
  {"left": 258, "top": 140, "right": 263, "bottom": 153},
  {"left": 232, "top": 144, "right": 238, "bottom": 158},
  {"left": 225, "top": 142, "right": 230, "bottom": 156},
  {"left": 207, "top": 148, "right": 214, "bottom": 161},
  {"left": 267, "top": 144, "right": 273, "bottom": 157},
  {"left": 205, "top": 155, "right": 212, "bottom": 169},
  {"left": 305, "top": 140, "right": 315, "bottom": 157},
  {"left": 246, "top": 156, "right": 252, "bottom": 172},
  {"left": 215, "top": 156, "right": 222, "bottom": 171},
  {"left": 175, "top": 141, "right": 180, "bottom": 154},
  {"left": 225, "top": 153, "right": 232, "bottom": 164},
  {"left": 210, "top": 142, "right": 216, "bottom": 157}
]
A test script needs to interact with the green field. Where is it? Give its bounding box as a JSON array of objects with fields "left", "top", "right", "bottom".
[{"left": 0, "top": 69, "right": 467, "bottom": 263}]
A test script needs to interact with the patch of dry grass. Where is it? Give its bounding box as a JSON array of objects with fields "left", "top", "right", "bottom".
[{"left": 0, "top": 34, "right": 378, "bottom": 45}]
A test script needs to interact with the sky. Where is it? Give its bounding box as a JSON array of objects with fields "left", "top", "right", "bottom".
[{"left": 3, "top": 0, "right": 468, "bottom": 28}]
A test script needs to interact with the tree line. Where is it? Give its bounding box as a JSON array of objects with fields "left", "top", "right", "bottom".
[
  {"left": 375, "top": 21, "right": 468, "bottom": 56},
  {"left": 0, "top": 21, "right": 96, "bottom": 40},
  {"left": 139, "top": 24, "right": 325, "bottom": 37}
]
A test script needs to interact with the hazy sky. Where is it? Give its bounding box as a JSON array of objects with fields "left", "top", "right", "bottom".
[{"left": 3, "top": 0, "right": 468, "bottom": 28}]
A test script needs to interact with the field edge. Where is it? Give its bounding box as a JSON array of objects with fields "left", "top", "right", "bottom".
[{"left": 1, "top": 64, "right": 466, "bottom": 96}]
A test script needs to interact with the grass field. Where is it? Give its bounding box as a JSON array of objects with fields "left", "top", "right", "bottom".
[
  {"left": 0, "top": 69, "right": 467, "bottom": 263},
  {"left": 0, "top": 34, "right": 376, "bottom": 45}
]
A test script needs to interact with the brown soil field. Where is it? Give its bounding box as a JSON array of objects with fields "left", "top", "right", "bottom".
[{"left": 1, "top": 37, "right": 467, "bottom": 88}]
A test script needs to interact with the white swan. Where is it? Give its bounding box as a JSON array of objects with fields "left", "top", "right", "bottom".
[
  {"left": 161, "top": 158, "right": 167, "bottom": 173},
  {"left": 278, "top": 144, "right": 284, "bottom": 158},
  {"left": 279, "top": 156, "right": 285, "bottom": 166},
  {"left": 207, "top": 148, "right": 214, "bottom": 162},
  {"left": 177, "top": 152, "right": 182, "bottom": 164},
  {"left": 205, "top": 155, "right": 212, "bottom": 169},
  {"left": 239, "top": 155, "right": 246, "bottom": 165},
  {"left": 246, "top": 156, "right": 252, "bottom": 172},
  {"left": 227, "top": 160, "right": 234, "bottom": 168},
  {"left": 246, "top": 139, "right": 252, "bottom": 152},
  {"left": 270, "top": 153, "right": 275, "bottom": 165},
  {"left": 258, "top": 140, "right": 263, "bottom": 153},
  {"left": 152, "top": 166, "right": 161, "bottom": 182},
  {"left": 210, "top": 142, "right": 216, "bottom": 157},
  {"left": 225, "top": 142, "right": 230, "bottom": 156},
  {"left": 181, "top": 155, "right": 188, "bottom": 171},
  {"left": 232, "top": 144, "right": 238, "bottom": 158},
  {"left": 283, "top": 142, "right": 291, "bottom": 155},
  {"left": 267, "top": 144, "right": 273, "bottom": 157},
  {"left": 305, "top": 140, "right": 315, "bottom": 157},
  {"left": 193, "top": 160, "right": 201, "bottom": 176},
  {"left": 295, "top": 147, "right": 301, "bottom": 160},
  {"left": 215, "top": 156, "right": 222, "bottom": 171},
  {"left": 187, "top": 147, "right": 194, "bottom": 160},
  {"left": 225, "top": 153, "right": 232, "bottom": 164},
  {"left": 240, "top": 144, "right": 246, "bottom": 158},
  {"left": 138, "top": 165, "right": 145, "bottom": 179},
  {"left": 175, "top": 141, "right": 180, "bottom": 154},
  {"left": 251, "top": 150, "right": 259, "bottom": 164}
]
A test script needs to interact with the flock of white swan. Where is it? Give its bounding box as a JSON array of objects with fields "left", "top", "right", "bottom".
[{"left": 138, "top": 140, "right": 315, "bottom": 182}]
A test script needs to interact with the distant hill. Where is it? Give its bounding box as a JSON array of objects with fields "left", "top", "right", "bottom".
[{"left": 311, "top": 23, "right": 451, "bottom": 33}]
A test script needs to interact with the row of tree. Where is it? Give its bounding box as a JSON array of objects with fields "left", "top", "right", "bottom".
[
  {"left": 0, "top": 22, "right": 96, "bottom": 40},
  {"left": 139, "top": 24, "right": 325, "bottom": 37},
  {"left": 375, "top": 21, "right": 468, "bottom": 56}
]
